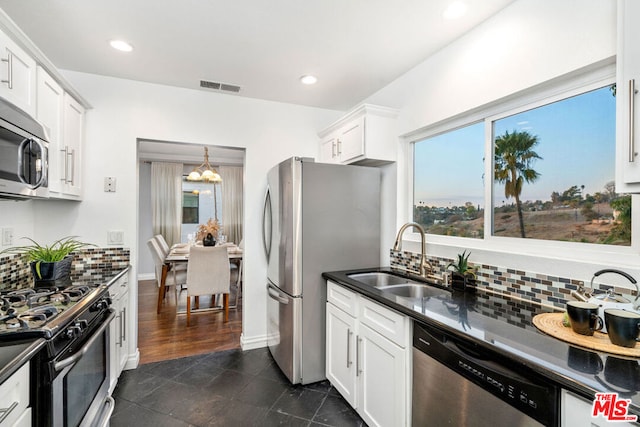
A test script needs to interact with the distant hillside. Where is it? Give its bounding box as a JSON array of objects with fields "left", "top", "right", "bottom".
[{"left": 421, "top": 203, "right": 628, "bottom": 245}]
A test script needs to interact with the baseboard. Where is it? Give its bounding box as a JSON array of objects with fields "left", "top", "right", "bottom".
[
  {"left": 124, "top": 349, "right": 140, "bottom": 370},
  {"left": 240, "top": 332, "right": 268, "bottom": 351},
  {"left": 137, "top": 273, "right": 155, "bottom": 281}
]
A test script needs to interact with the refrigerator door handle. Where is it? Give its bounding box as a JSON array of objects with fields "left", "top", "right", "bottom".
[
  {"left": 267, "top": 283, "right": 289, "bottom": 305},
  {"left": 262, "top": 186, "right": 272, "bottom": 261}
]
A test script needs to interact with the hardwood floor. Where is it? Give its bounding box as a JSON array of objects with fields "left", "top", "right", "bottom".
[{"left": 137, "top": 279, "right": 242, "bottom": 364}]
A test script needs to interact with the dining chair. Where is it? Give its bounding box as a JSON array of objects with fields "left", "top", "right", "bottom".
[
  {"left": 185, "top": 246, "right": 231, "bottom": 326},
  {"left": 147, "top": 238, "right": 186, "bottom": 300},
  {"left": 154, "top": 233, "right": 187, "bottom": 280},
  {"left": 154, "top": 234, "right": 188, "bottom": 266},
  {"left": 154, "top": 234, "right": 171, "bottom": 257}
]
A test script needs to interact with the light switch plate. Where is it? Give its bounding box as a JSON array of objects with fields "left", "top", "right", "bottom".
[
  {"left": 107, "top": 230, "right": 124, "bottom": 245},
  {"left": 2, "top": 228, "right": 13, "bottom": 246},
  {"left": 104, "top": 177, "right": 116, "bottom": 192}
]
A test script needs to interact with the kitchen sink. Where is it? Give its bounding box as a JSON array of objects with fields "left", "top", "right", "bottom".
[
  {"left": 347, "top": 272, "right": 413, "bottom": 287},
  {"left": 347, "top": 271, "right": 447, "bottom": 300},
  {"left": 377, "top": 284, "right": 444, "bottom": 299}
]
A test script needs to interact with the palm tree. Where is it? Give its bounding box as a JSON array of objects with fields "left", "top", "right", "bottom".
[{"left": 494, "top": 130, "right": 542, "bottom": 238}]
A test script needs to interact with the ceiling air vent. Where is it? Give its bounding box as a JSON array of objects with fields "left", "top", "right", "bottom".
[{"left": 200, "top": 80, "right": 241, "bottom": 93}]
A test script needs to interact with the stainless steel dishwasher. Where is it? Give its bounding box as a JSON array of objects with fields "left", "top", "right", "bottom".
[{"left": 412, "top": 321, "right": 559, "bottom": 426}]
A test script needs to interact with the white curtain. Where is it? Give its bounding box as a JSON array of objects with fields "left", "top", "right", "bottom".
[
  {"left": 151, "top": 162, "right": 183, "bottom": 247},
  {"left": 220, "top": 166, "right": 243, "bottom": 244}
]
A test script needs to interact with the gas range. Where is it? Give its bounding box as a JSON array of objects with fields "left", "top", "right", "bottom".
[
  {"left": 0, "top": 273, "right": 121, "bottom": 427},
  {"left": 0, "top": 281, "right": 109, "bottom": 341}
]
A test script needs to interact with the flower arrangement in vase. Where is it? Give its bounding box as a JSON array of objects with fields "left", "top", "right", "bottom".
[{"left": 196, "top": 218, "right": 221, "bottom": 246}]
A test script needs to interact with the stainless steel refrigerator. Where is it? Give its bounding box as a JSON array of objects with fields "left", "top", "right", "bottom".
[{"left": 263, "top": 157, "right": 381, "bottom": 384}]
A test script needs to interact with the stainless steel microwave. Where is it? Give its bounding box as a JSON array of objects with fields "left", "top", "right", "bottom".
[{"left": 0, "top": 96, "right": 49, "bottom": 198}]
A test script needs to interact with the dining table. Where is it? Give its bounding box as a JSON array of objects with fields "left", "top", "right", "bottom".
[{"left": 156, "top": 242, "right": 243, "bottom": 313}]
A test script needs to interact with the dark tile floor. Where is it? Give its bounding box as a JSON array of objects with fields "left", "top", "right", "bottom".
[{"left": 110, "top": 347, "right": 366, "bottom": 426}]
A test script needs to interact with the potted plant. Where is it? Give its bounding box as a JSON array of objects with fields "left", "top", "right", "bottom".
[
  {"left": 446, "top": 250, "right": 477, "bottom": 292},
  {"left": 1, "top": 236, "right": 94, "bottom": 284}
]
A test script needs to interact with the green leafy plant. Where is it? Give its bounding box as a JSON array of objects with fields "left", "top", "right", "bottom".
[
  {"left": 446, "top": 250, "right": 476, "bottom": 277},
  {"left": 1, "top": 236, "right": 94, "bottom": 278}
]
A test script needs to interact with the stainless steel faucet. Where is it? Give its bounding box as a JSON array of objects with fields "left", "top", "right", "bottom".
[{"left": 393, "top": 222, "right": 433, "bottom": 278}]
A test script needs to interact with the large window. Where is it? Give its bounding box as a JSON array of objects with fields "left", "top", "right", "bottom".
[
  {"left": 414, "top": 122, "right": 485, "bottom": 238},
  {"left": 413, "top": 79, "right": 630, "bottom": 247}
]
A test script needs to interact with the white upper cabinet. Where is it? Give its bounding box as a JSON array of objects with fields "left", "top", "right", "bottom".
[
  {"left": 318, "top": 104, "right": 399, "bottom": 166},
  {"left": 0, "top": 28, "right": 36, "bottom": 116},
  {"left": 60, "top": 93, "right": 84, "bottom": 198},
  {"left": 36, "top": 67, "right": 85, "bottom": 200},
  {"left": 36, "top": 66, "right": 64, "bottom": 194},
  {"left": 616, "top": 0, "right": 640, "bottom": 192}
]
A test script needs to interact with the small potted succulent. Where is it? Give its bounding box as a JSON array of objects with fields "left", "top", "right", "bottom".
[
  {"left": 1, "top": 236, "right": 94, "bottom": 284},
  {"left": 446, "top": 250, "right": 477, "bottom": 292}
]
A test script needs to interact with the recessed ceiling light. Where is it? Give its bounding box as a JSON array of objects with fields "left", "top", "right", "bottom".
[
  {"left": 443, "top": 1, "right": 467, "bottom": 20},
  {"left": 300, "top": 75, "right": 318, "bottom": 85},
  {"left": 110, "top": 40, "right": 133, "bottom": 52}
]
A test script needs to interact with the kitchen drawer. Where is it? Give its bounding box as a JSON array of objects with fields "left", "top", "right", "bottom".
[
  {"left": 359, "top": 297, "right": 408, "bottom": 347},
  {"left": 327, "top": 281, "right": 357, "bottom": 317},
  {"left": 0, "top": 362, "right": 29, "bottom": 427}
]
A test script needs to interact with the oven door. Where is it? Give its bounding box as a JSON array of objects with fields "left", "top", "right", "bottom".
[{"left": 51, "top": 309, "right": 115, "bottom": 427}]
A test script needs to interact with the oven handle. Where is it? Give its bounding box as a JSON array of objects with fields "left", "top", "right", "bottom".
[
  {"left": 54, "top": 309, "right": 115, "bottom": 373},
  {"left": 0, "top": 401, "right": 18, "bottom": 424}
]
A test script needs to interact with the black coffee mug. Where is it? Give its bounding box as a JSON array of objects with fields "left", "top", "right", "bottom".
[
  {"left": 604, "top": 356, "right": 640, "bottom": 390},
  {"left": 567, "top": 301, "right": 603, "bottom": 336},
  {"left": 605, "top": 309, "right": 640, "bottom": 348},
  {"left": 567, "top": 346, "right": 603, "bottom": 374}
]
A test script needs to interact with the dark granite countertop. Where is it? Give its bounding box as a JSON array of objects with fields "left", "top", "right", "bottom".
[
  {"left": 323, "top": 267, "right": 640, "bottom": 419},
  {"left": 0, "top": 338, "right": 45, "bottom": 384}
]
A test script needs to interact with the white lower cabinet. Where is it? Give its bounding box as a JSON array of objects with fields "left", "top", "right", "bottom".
[
  {"left": 561, "top": 389, "right": 636, "bottom": 427},
  {"left": 326, "top": 281, "right": 410, "bottom": 427},
  {"left": 0, "top": 362, "right": 31, "bottom": 427},
  {"left": 108, "top": 274, "right": 129, "bottom": 393}
]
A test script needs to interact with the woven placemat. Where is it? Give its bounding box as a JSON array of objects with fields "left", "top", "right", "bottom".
[{"left": 532, "top": 312, "right": 640, "bottom": 357}]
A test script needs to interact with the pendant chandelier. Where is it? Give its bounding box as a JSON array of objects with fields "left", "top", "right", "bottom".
[{"left": 187, "top": 147, "right": 222, "bottom": 182}]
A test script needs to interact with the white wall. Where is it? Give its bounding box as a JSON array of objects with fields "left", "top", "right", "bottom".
[
  {"left": 363, "top": 0, "right": 634, "bottom": 285},
  {"left": 0, "top": 200, "right": 35, "bottom": 249},
  {"left": 21, "top": 72, "right": 341, "bottom": 352},
  {"left": 368, "top": 0, "right": 616, "bottom": 135}
]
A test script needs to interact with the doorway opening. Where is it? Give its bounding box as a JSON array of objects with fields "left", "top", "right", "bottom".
[{"left": 137, "top": 138, "right": 246, "bottom": 363}]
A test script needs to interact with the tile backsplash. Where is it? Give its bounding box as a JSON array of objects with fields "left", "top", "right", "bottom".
[
  {"left": 0, "top": 247, "right": 130, "bottom": 290},
  {"left": 390, "top": 250, "right": 637, "bottom": 309}
]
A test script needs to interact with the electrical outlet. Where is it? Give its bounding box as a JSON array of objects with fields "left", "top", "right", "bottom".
[
  {"left": 2, "top": 228, "right": 13, "bottom": 246},
  {"left": 104, "top": 177, "right": 116, "bottom": 192},
  {"left": 107, "top": 230, "right": 124, "bottom": 245}
]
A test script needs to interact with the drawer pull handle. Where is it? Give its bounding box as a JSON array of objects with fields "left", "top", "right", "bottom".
[
  {"left": 1, "top": 52, "right": 13, "bottom": 89},
  {"left": 346, "top": 328, "right": 353, "bottom": 368},
  {"left": 630, "top": 79, "right": 637, "bottom": 162},
  {"left": 0, "top": 401, "right": 19, "bottom": 424}
]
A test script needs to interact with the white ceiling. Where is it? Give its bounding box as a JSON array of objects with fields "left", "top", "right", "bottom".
[{"left": 0, "top": 0, "right": 515, "bottom": 112}]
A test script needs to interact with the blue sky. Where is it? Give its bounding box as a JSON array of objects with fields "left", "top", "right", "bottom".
[{"left": 414, "top": 85, "right": 616, "bottom": 208}]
